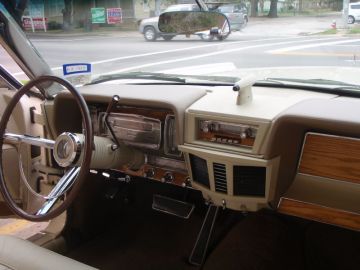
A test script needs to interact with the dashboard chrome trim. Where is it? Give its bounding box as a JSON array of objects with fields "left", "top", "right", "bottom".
[
  {"left": 99, "top": 112, "right": 162, "bottom": 150},
  {"left": 164, "top": 114, "right": 181, "bottom": 157}
]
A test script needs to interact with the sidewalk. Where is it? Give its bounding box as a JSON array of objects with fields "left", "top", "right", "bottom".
[
  {"left": 241, "top": 12, "right": 343, "bottom": 36},
  {"left": 26, "top": 27, "right": 139, "bottom": 39}
]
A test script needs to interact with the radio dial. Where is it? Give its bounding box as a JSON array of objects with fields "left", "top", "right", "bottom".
[{"left": 201, "top": 121, "right": 211, "bottom": 133}]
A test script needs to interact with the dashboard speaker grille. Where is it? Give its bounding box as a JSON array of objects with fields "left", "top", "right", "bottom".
[
  {"left": 189, "top": 154, "right": 210, "bottom": 188},
  {"left": 213, "top": 163, "right": 227, "bottom": 194},
  {"left": 233, "top": 166, "right": 266, "bottom": 197}
]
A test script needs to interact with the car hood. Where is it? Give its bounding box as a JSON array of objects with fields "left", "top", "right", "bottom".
[
  {"left": 161, "top": 63, "right": 360, "bottom": 86},
  {"left": 141, "top": 16, "right": 159, "bottom": 23}
]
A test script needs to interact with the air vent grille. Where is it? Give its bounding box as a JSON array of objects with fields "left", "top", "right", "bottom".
[
  {"left": 213, "top": 163, "right": 227, "bottom": 193},
  {"left": 189, "top": 154, "right": 210, "bottom": 188},
  {"left": 233, "top": 166, "right": 266, "bottom": 197}
]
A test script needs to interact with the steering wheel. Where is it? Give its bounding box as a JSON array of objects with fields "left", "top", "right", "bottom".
[{"left": 0, "top": 75, "right": 93, "bottom": 221}]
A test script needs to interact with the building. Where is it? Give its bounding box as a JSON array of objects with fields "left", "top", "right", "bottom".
[{"left": 25, "top": 0, "right": 159, "bottom": 29}]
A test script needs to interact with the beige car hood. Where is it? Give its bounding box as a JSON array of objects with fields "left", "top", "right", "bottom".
[{"left": 162, "top": 64, "right": 360, "bottom": 86}]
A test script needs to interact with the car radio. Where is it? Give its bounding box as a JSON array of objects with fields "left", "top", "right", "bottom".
[{"left": 197, "top": 119, "right": 257, "bottom": 148}]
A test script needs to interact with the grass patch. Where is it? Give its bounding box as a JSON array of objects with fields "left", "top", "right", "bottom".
[
  {"left": 261, "top": 8, "right": 335, "bottom": 17},
  {"left": 348, "top": 27, "right": 360, "bottom": 34},
  {"left": 318, "top": 28, "right": 338, "bottom": 35}
]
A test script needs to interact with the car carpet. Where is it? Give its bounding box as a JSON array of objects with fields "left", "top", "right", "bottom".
[{"left": 65, "top": 179, "right": 359, "bottom": 270}]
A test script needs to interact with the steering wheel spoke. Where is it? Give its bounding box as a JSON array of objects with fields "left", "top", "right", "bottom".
[
  {"left": 36, "top": 167, "right": 80, "bottom": 215},
  {"left": 0, "top": 75, "right": 93, "bottom": 221},
  {"left": 3, "top": 133, "right": 55, "bottom": 149}
]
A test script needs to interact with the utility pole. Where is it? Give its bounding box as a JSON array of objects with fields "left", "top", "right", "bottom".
[
  {"left": 155, "top": 0, "right": 161, "bottom": 16},
  {"left": 343, "top": 0, "right": 350, "bottom": 29}
]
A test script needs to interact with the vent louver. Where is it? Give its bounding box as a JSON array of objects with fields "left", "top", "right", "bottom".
[
  {"left": 233, "top": 166, "right": 266, "bottom": 197},
  {"left": 189, "top": 154, "right": 210, "bottom": 188},
  {"left": 213, "top": 163, "right": 227, "bottom": 194}
]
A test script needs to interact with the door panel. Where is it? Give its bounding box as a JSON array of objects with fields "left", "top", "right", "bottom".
[{"left": 0, "top": 87, "right": 45, "bottom": 216}]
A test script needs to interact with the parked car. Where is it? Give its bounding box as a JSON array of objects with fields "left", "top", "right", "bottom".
[
  {"left": 139, "top": 4, "right": 200, "bottom": 41},
  {"left": 348, "top": 2, "right": 360, "bottom": 24},
  {"left": 216, "top": 3, "right": 248, "bottom": 31}
]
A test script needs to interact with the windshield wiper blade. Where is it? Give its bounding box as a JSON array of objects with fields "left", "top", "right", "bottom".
[
  {"left": 88, "top": 71, "right": 240, "bottom": 86},
  {"left": 261, "top": 77, "right": 360, "bottom": 88},
  {"left": 255, "top": 77, "right": 360, "bottom": 97},
  {"left": 90, "top": 72, "right": 186, "bottom": 84}
]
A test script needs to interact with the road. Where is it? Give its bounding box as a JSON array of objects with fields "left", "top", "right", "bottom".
[
  {"left": 2, "top": 13, "right": 360, "bottom": 80},
  {"left": 29, "top": 33, "right": 360, "bottom": 78}
]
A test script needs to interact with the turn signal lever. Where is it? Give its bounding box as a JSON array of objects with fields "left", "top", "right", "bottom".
[
  {"left": 104, "top": 95, "right": 121, "bottom": 147},
  {"left": 74, "top": 94, "right": 145, "bottom": 171}
]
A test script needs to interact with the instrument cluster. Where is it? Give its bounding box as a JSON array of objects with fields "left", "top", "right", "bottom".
[
  {"left": 89, "top": 104, "right": 179, "bottom": 157},
  {"left": 89, "top": 103, "right": 189, "bottom": 187}
]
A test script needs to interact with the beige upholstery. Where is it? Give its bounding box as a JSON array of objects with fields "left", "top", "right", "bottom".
[{"left": 0, "top": 235, "right": 97, "bottom": 270}]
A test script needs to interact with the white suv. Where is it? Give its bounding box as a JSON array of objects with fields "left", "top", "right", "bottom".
[
  {"left": 348, "top": 2, "right": 360, "bottom": 24},
  {"left": 138, "top": 4, "right": 200, "bottom": 41}
]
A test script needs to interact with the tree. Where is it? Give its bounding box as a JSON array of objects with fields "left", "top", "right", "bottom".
[
  {"left": 259, "top": 0, "right": 264, "bottom": 14},
  {"left": 268, "top": 0, "right": 278, "bottom": 18},
  {"left": 0, "top": 0, "right": 28, "bottom": 26},
  {"left": 63, "top": 0, "right": 73, "bottom": 31},
  {"left": 250, "top": 0, "right": 259, "bottom": 17}
]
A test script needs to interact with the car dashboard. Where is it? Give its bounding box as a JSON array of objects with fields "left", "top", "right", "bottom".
[{"left": 47, "top": 83, "right": 360, "bottom": 231}]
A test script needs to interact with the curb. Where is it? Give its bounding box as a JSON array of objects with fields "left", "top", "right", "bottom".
[{"left": 26, "top": 30, "right": 139, "bottom": 38}]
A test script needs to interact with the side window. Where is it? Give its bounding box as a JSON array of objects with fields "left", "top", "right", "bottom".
[
  {"left": 351, "top": 5, "right": 360, "bottom": 9},
  {"left": 0, "top": 44, "right": 30, "bottom": 86}
]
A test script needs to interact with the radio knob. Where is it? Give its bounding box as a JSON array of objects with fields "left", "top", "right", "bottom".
[
  {"left": 240, "top": 132, "right": 247, "bottom": 139},
  {"left": 246, "top": 128, "right": 254, "bottom": 138},
  {"left": 201, "top": 121, "right": 211, "bottom": 133}
]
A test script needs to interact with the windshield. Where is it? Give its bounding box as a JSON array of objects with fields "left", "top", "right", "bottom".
[
  {"left": 1, "top": 0, "right": 360, "bottom": 89},
  {"left": 164, "top": 5, "right": 199, "bottom": 12},
  {"left": 217, "top": 6, "right": 234, "bottom": 13}
]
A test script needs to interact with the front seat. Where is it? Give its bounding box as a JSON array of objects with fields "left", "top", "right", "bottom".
[{"left": 0, "top": 235, "right": 97, "bottom": 270}]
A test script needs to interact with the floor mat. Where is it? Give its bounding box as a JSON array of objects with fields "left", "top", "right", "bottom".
[
  {"left": 67, "top": 211, "right": 203, "bottom": 270},
  {"left": 0, "top": 218, "right": 48, "bottom": 239}
]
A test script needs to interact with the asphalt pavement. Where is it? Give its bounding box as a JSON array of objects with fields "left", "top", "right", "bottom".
[{"left": 2, "top": 13, "right": 360, "bottom": 80}]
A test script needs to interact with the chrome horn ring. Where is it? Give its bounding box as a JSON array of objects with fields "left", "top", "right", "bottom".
[{"left": 53, "top": 132, "right": 82, "bottom": 167}]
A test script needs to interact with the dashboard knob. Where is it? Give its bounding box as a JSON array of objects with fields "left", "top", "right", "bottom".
[
  {"left": 163, "top": 172, "right": 174, "bottom": 183},
  {"left": 201, "top": 121, "right": 211, "bottom": 133},
  {"left": 182, "top": 177, "right": 192, "bottom": 188},
  {"left": 240, "top": 132, "right": 247, "bottom": 139},
  {"left": 144, "top": 167, "right": 155, "bottom": 178}
]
